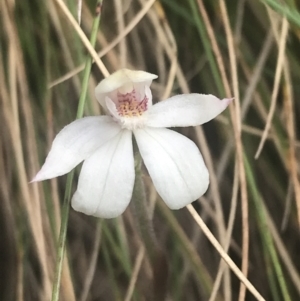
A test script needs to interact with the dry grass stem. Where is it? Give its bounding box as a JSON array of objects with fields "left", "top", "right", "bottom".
[
  {"left": 187, "top": 205, "right": 265, "bottom": 301},
  {"left": 55, "top": 0, "right": 109, "bottom": 77},
  {"left": 255, "top": 17, "right": 289, "bottom": 159}
]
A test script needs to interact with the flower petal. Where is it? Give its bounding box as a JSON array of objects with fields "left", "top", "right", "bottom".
[
  {"left": 144, "top": 85, "right": 153, "bottom": 108},
  {"left": 105, "top": 96, "right": 120, "bottom": 120},
  {"left": 95, "top": 69, "right": 158, "bottom": 95},
  {"left": 145, "top": 94, "right": 232, "bottom": 128},
  {"left": 72, "top": 130, "right": 134, "bottom": 218},
  {"left": 32, "top": 116, "right": 121, "bottom": 182},
  {"left": 95, "top": 69, "right": 157, "bottom": 108},
  {"left": 134, "top": 128, "right": 209, "bottom": 209}
]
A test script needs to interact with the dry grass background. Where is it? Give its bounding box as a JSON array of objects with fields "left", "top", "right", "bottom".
[{"left": 1, "top": 0, "right": 300, "bottom": 300}]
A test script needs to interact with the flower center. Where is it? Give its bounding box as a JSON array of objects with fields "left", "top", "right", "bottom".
[{"left": 116, "top": 90, "right": 148, "bottom": 117}]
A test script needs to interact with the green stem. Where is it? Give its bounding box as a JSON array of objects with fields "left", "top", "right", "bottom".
[
  {"left": 76, "top": 1, "right": 103, "bottom": 118},
  {"left": 50, "top": 172, "right": 74, "bottom": 301},
  {"left": 51, "top": 2, "right": 103, "bottom": 301}
]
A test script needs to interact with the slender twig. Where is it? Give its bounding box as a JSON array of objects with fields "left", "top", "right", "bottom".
[
  {"left": 54, "top": 0, "right": 109, "bottom": 77},
  {"left": 186, "top": 204, "right": 265, "bottom": 301},
  {"left": 218, "top": 1, "right": 250, "bottom": 300},
  {"left": 255, "top": 18, "right": 289, "bottom": 158},
  {"left": 49, "top": 0, "right": 156, "bottom": 88},
  {"left": 80, "top": 220, "right": 102, "bottom": 301}
]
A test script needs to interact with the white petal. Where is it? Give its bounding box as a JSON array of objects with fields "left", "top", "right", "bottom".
[
  {"left": 32, "top": 116, "right": 121, "bottom": 182},
  {"left": 134, "top": 128, "right": 209, "bottom": 209},
  {"left": 95, "top": 69, "right": 157, "bottom": 95},
  {"left": 95, "top": 69, "right": 157, "bottom": 108},
  {"left": 144, "top": 85, "right": 153, "bottom": 108},
  {"left": 105, "top": 97, "right": 120, "bottom": 120},
  {"left": 72, "top": 130, "right": 134, "bottom": 218},
  {"left": 145, "top": 94, "right": 232, "bottom": 128}
]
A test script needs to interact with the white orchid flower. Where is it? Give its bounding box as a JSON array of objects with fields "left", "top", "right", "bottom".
[{"left": 32, "top": 69, "right": 231, "bottom": 218}]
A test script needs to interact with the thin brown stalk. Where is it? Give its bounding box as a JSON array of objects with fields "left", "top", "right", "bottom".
[
  {"left": 77, "top": 0, "right": 82, "bottom": 24},
  {"left": 127, "top": 8, "right": 146, "bottom": 69},
  {"left": 194, "top": 126, "right": 231, "bottom": 299},
  {"left": 209, "top": 161, "right": 239, "bottom": 301},
  {"left": 49, "top": 0, "right": 156, "bottom": 88},
  {"left": 196, "top": 0, "right": 249, "bottom": 299},
  {"left": 266, "top": 8, "right": 300, "bottom": 227},
  {"left": 124, "top": 246, "right": 145, "bottom": 301},
  {"left": 216, "top": 30, "right": 274, "bottom": 181},
  {"left": 154, "top": 3, "right": 178, "bottom": 100},
  {"left": 281, "top": 181, "right": 293, "bottom": 231},
  {"left": 234, "top": 0, "right": 246, "bottom": 44},
  {"left": 196, "top": 0, "right": 230, "bottom": 94},
  {"left": 187, "top": 205, "right": 265, "bottom": 301},
  {"left": 47, "top": 0, "right": 82, "bottom": 95},
  {"left": 114, "top": 0, "right": 127, "bottom": 67},
  {"left": 238, "top": 54, "right": 286, "bottom": 166},
  {"left": 283, "top": 61, "right": 300, "bottom": 228},
  {"left": 218, "top": 2, "right": 249, "bottom": 300},
  {"left": 54, "top": 0, "right": 109, "bottom": 77},
  {"left": 80, "top": 222, "right": 102, "bottom": 301},
  {"left": 255, "top": 18, "right": 289, "bottom": 159}
]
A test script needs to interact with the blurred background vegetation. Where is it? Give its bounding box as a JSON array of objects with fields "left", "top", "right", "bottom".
[{"left": 1, "top": 0, "right": 300, "bottom": 300}]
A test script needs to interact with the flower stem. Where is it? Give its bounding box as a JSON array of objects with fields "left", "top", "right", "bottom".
[
  {"left": 131, "top": 150, "right": 168, "bottom": 301},
  {"left": 51, "top": 2, "right": 103, "bottom": 301},
  {"left": 131, "top": 153, "right": 158, "bottom": 261}
]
